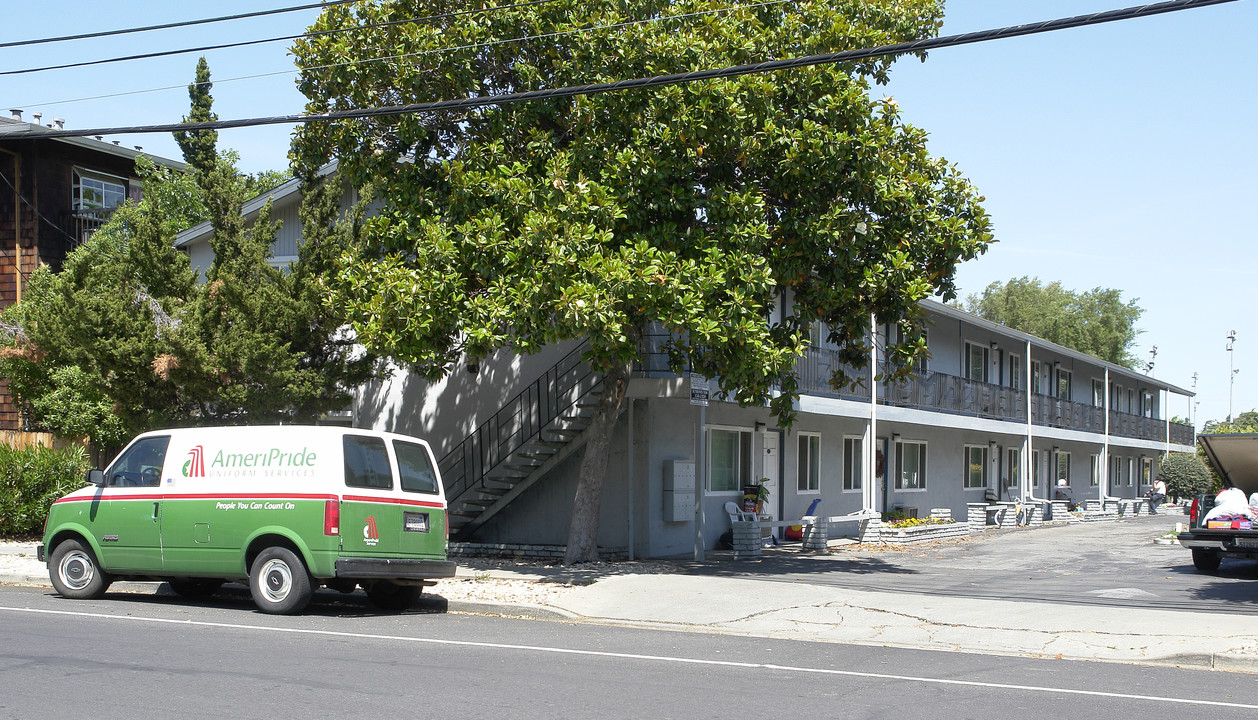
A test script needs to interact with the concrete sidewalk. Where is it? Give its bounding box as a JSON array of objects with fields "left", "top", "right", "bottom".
[{"left": 5, "top": 540, "right": 1257, "bottom": 672}]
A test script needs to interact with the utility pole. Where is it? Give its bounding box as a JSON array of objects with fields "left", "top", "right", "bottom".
[
  {"left": 1191, "top": 372, "right": 1198, "bottom": 429},
  {"left": 1227, "top": 330, "right": 1238, "bottom": 422}
]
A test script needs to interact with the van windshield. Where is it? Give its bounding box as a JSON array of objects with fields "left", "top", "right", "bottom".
[{"left": 394, "top": 440, "right": 438, "bottom": 494}]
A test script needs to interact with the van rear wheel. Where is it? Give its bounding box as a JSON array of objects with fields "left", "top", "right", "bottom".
[
  {"left": 49, "top": 539, "right": 111, "bottom": 600},
  {"left": 366, "top": 581, "right": 421, "bottom": 611},
  {"left": 249, "top": 547, "right": 313, "bottom": 614}
]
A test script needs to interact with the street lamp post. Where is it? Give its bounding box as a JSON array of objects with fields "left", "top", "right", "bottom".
[{"left": 1227, "top": 330, "right": 1238, "bottom": 422}]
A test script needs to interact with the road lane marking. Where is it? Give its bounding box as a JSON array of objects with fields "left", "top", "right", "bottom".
[{"left": 3, "top": 604, "right": 1255, "bottom": 710}]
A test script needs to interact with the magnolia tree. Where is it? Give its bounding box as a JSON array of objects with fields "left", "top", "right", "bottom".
[{"left": 291, "top": 0, "right": 993, "bottom": 562}]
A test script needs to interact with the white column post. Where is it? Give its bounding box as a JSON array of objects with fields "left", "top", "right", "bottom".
[{"left": 867, "top": 312, "right": 878, "bottom": 513}]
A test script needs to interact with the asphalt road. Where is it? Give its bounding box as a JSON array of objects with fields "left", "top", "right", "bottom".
[
  {"left": 683, "top": 515, "right": 1258, "bottom": 614},
  {"left": 2, "top": 584, "right": 1257, "bottom": 719}
]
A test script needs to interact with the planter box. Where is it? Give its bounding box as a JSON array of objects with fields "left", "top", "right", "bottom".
[{"left": 880, "top": 521, "right": 970, "bottom": 545}]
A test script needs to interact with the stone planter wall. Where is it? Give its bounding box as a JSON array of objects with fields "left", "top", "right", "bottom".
[
  {"left": 801, "top": 518, "right": 827, "bottom": 551},
  {"left": 879, "top": 521, "right": 969, "bottom": 545},
  {"left": 731, "top": 520, "right": 762, "bottom": 559}
]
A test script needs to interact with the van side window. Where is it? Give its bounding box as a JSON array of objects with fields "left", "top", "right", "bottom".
[
  {"left": 343, "top": 435, "right": 393, "bottom": 489},
  {"left": 108, "top": 436, "right": 170, "bottom": 487},
  {"left": 394, "top": 440, "right": 438, "bottom": 494}
]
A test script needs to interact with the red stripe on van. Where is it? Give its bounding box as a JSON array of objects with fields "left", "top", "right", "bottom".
[
  {"left": 342, "top": 494, "right": 444, "bottom": 509},
  {"left": 51, "top": 492, "right": 339, "bottom": 504}
]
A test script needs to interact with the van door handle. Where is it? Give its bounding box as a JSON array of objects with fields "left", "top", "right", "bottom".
[{"left": 153, "top": 502, "right": 160, "bottom": 521}]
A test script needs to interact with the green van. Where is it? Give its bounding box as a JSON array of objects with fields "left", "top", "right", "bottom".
[{"left": 38, "top": 426, "right": 456, "bottom": 614}]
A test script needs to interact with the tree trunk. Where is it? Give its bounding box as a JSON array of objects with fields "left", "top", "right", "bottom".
[{"left": 563, "top": 358, "right": 632, "bottom": 564}]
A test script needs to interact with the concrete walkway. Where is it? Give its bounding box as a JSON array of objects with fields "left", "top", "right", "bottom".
[{"left": 6, "top": 538, "right": 1257, "bottom": 673}]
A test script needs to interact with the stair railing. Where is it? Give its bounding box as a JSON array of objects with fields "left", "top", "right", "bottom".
[{"left": 438, "top": 342, "right": 599, "bottom": 505}]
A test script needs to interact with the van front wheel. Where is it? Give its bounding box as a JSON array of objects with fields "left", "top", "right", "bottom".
[
  {"left": 50, "top": 539, "right": 111, "bottom": 600},
  {"left": 249, "top": 547, "right": 313, "bottom": 614}
]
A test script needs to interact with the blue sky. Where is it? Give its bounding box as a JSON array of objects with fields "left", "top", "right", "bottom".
[{"left": 4, "top": 0, "right": 1254, "bottom": 426}]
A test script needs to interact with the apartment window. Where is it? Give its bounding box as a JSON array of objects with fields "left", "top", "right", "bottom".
[
  {"left": 1126, "top": 457, "right": 1134, "bottom": 487},
  {"left": 965, "top": 342, "right": 989, "bottom": 383},
  {"left": 709, "top": 428, "right": 752, "bottom": 492},
  {"left": 964, "top": 445, "right": 988, "bottom": 489},
  {"left": 808, "top": 321, "right": 823, "bottom": 349},
  {"left": 1056, "top": 368, "right": 1072, "bottom": 400},
  {"left": 895, "top": 439, "right": 927, "bottom": 491},
  {"left": 1112, "top": 384, "right": 1124, "bottom": 413},
  {"left": 797, "top": 433, "right": 820, "bottom": 492},
  {"left": 1006, "top": 447, "right": 1020, "bottom": 490},
  {"left": 1141, "top": 391, "right": 1155, "bottom": 419},
  {"left": 1032, "top": 449, "right": 1042, "bottom": 488},
  {"left": 73, "top": 169, "right": 126, "bottom": 211},
  {"left": 1030, "top": 361, "right": 1042, "bottom": 394},
  {"left": 1090, "top": 454, "right": 1101, "bottom": 487},
  {"left": 1126, "top": 388, "right": 1136, "bottom": 415},
  {"left": 1140, "top": 457, "right": 1153, "bottom": 487},
  {"left": 1110, "top": 456, "right": 1121, "bottom": 486},
  {"left": 1008, "top": 354, "right": 1022, "bottom": 390},
  {"left": 1092, "top": 380, "right": 1105, "bottom": 408},
  {"left": 842, "top": 436, "right": 862, "bottom": 492},
  {"left": 1056, "top": 451, "right": 1071, "bottom": 484}
]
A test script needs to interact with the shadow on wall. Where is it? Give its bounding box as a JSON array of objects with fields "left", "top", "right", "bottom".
[{"left": 356, "top": 339, "right": 586, "bottom": 458}]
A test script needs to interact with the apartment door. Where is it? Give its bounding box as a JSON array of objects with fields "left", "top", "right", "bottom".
[{"left": 761, "top": 431, "right": 779, "bottom": 522}]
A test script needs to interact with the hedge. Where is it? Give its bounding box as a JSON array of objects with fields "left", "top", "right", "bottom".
[{"left": 0, "top": 444, "right": 91, "bottom": 536}]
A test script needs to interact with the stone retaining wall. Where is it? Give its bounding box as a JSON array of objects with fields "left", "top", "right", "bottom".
[{"left": 449, "top": 542, "right": 628, "bottom": 562}]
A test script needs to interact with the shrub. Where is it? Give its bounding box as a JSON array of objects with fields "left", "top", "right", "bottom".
[
  {"left": 1159, "top": 452, "right": 1213, "bottom": 501},
  {"left": 0, "top": 444, "right": 91, "bottom": 536}
]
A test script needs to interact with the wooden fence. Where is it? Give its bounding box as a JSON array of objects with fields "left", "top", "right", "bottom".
[{"left": 0, "top": 431, "right": 87, "bottom": 452}]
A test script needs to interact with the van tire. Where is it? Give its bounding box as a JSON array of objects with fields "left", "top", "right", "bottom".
[
  {"left": 50, "top": 539, "right": 111, "bottom": 600},
  {"left": 1192, "top": 548, "right": 1222, "bottom": 572},
  {"left": 167, "top": 579, "right": 224, "bottom": 599},
  {"left": 366, "top": 581, "right": 421, "bottom": 611},
  {"left": 249, "top": 547, "right": 313, "bottom": 614}
]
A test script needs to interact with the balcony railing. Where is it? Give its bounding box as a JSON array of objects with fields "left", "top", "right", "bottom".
[
  {"left": 885, "top": 372, "right": 1028, "bottom": 422},
  {"left": 61, "top": 208, "right": 115, "bottom": 252},
  {"left": 636, "top": 337, "right": 1192, "bottom": 445}
]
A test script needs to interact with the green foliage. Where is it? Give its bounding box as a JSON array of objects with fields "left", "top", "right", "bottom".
[
  {"left": 1158, "top": 452, "right": 1214, "bottom": 500},
  {"left": 1202, "top": 411, "right": 1258, "bottom": 434},
  {"left": 0, "top": 60, "right": 380, "bottom": 446},
  {"left": 292, "top": 0, "right": 991, "bottom": 420},
  {"left": 963, "top": 277, "right": 1144, "bottom": 368},
  {"left": 0, "top": 444, "right": 91, "bottom": 536},
  {"left": 173, "top": 57, "right": 219, "bottom": 171},
  {"left": 291, "top": 0, "right": 991, "bottom": 562}
]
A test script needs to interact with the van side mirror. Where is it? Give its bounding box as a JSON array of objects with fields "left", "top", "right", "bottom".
[{"left": 86, "top": 469, "right": 105, "bottom": 486}]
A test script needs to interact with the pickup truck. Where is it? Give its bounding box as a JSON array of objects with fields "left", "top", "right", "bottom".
[{"left": 1177, "top": 433, "right": 1258, "bottom": 572}]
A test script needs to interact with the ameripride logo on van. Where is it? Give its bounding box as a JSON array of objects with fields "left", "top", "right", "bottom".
[
  {"left": 181, "top": 443, "right": 320, "bottom": 479},
  {"left": 183, "top": 446, "right": 206, "bottom": 478}
]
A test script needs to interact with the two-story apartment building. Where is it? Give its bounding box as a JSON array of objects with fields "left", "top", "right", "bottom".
[
  {"left": 174, "top": 175, "right": 1195, "bottom": 559},
  {"left": 0, "top": 110, "right": 185, "bottom": 428}
]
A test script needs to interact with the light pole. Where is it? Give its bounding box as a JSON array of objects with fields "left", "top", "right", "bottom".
[{"left": 1227, "top": 330, "right": 1238, "bottom": 422}]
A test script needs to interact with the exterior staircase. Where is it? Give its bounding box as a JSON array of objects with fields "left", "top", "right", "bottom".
[{"left": 438, "top": 343, "right": 606, "bottom": 540}]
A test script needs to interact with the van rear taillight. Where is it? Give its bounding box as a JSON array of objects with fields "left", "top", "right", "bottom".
[
  {"left": 325, "top": 500, "right": 340, "bottom": 536},
  {"left": 1190, "top": 497, "right": 1200, "bottom": 525}
]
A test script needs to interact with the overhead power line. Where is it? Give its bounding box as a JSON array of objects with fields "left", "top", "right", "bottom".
[
  {"left": 1, "top": 0, "right": 567, "bottom": 77},
  {"left": 1, "top": 0, "right": 1238, "bottom": 141},
  {"left": 14, "top": 0, "right": 786, "bottom": 107},
  {"left": 0, "top": 0, "right": 361, "bottom": 49}
]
